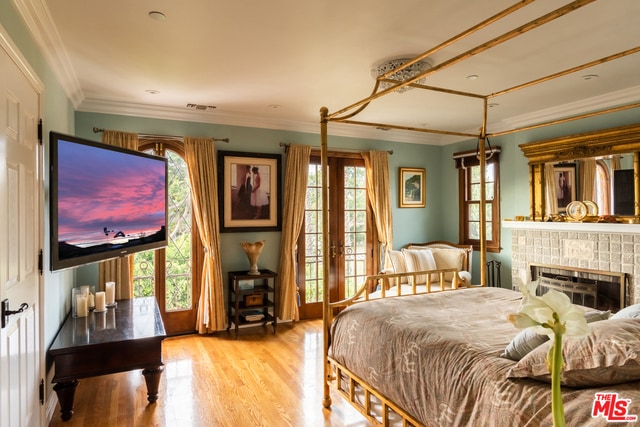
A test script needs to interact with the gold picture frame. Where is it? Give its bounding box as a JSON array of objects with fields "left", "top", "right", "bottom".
[{"left": 399, "top": 167, "right": 426, "bottom": 208}]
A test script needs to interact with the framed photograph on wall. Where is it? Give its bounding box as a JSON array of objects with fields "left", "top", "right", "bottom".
[
  {"left": 554, "top": 164, "right": 576, "bottom": 213},
  {"left": 399, "top": 167, "right": 426, "bottom": 208},
  {"left": 218, "top": 151, "right": 282, "bottom": 232}
]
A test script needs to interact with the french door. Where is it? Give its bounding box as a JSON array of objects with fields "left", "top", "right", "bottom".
[
  {"left": 133, "top": 141, "right": 202, "bottom": 335},
  {"left": 297, "top": 155, "right": 376, "bottom": 319}
]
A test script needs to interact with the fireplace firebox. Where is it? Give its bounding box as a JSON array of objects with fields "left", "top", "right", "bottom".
[{"left": 528, "top": 263, "right": 627, "bottom": 312}]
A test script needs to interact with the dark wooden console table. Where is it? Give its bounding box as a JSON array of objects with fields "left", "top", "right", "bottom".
[{"left": 48, "top": 297, "right": 166, "bottom": 421}]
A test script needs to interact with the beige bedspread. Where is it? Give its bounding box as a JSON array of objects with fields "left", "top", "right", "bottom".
[{"left": 329, "top": 287, "right": 640, "bottom": 426}]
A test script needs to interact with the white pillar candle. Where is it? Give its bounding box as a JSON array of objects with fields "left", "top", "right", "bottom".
[
  {"left": 105, "top": 282, "right": 115, "bottom": 305},
  {"left": 95, "top": 291, "right": 106, "bottom": 311},
  {"left": 88, "top": 292, "right": 95, "bottom": 309},
  {"left": 76, "top": 295, "right": 88, "bottom": 317}
]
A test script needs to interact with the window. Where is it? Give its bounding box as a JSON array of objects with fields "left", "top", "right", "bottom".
[{"left": 454, "top": 147, "right": 501, "bottom": 252}]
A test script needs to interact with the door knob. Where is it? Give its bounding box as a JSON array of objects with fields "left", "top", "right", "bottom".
[{"left": 1, "top": 299, "right": 29, "bottom": 328}]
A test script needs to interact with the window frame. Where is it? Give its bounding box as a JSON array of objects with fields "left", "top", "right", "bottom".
[{"left": 455, "top": 148, "right": 501, "bottom": 253}]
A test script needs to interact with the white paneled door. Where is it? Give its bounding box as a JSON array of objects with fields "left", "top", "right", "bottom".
[{"left": 0, "top": 30, "right": 43, "bottom": 427}]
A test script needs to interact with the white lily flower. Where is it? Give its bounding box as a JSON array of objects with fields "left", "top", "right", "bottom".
[{"left": 507, "top": 280, "right": 591, "bottom": 427}]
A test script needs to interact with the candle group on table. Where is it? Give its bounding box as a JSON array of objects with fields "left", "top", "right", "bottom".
[{"left": 72, "top": 283, "right": 115, "bottom": 318}]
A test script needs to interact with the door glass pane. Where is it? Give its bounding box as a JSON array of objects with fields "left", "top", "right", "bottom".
[
  {"left": 133, "top": 148, "right": 159, "bottom": 297},
  {"left": 343, "top": 165, "right": 367, "bottom": 298},
  {"left": 133, "top": 252, "right": 155, "bottom": 297},
  {"left": 133, "top": 149, "right": 192, "bottom": 312},
  {"left": 304, "top": 163, "right": 323, "bottom": 304},
  {"left": 165, "top": 150, "right": 192, "bottom": 311}
]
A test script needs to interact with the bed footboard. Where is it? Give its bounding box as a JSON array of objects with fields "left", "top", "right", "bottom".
[
  {"left": 323, "top": 267, "right": 464, "bottom": 426},
  {"left": 327, "top": 356, "right": 423, "bottom": 427}
]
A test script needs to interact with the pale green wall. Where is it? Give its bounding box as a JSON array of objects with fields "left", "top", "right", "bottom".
[{"left": 74, "top": 112, "right": 446, "bottom": 284}]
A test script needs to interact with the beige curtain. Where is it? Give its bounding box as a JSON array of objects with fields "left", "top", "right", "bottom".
[
  {"left": 277, "top": 144, "right": 311, "bottom": 321},
  {"left": 184, "top": 137, "right": 226, "bottom": 333},
  {"left": 362, "top": 151, "right": 393, "bottom": 268},
  {"left": 611, "top": 155, "right": 622, "bottom": 171},
  {"left": 544, "top": 163, "right": 558, "bottom": 215},
  {"left": 580, "top": 158, "right": 597, "bottom": 201},
  {"left": 98, "top": 130, "right": 138, "bottom": 299}
]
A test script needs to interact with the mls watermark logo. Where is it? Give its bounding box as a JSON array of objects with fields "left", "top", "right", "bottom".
[{"left": 592, "top": 392, "right": 638, "bottom": 422}]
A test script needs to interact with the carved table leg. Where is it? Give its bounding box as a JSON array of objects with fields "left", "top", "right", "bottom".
[
  {"left": 53, "top": 379, "right": 79, "bottom": 421},
  {"left": 142, "top": 366, "right": 164, "bottom": 403}
]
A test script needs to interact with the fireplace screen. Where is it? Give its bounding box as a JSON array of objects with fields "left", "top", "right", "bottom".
[{"left": 529, "top": 263, "right": 627, "bottom": 313}]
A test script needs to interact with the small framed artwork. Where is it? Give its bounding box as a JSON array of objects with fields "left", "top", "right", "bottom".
[
  {"left": 218, "top": 151, "right": 282, "bottom": 232},
  {"left": 554, "top": 164, "right": 576, "bottom": 212},
  {"left": 399, "top": 167, "right": 426, "bottom": 208}
]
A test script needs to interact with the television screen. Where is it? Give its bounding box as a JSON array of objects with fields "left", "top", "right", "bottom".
[
  {"left": 50, "top": 132, "right": 168, "bottom": 271},
  {"left": 614, "top": 169, "right": 634, "bottom": 215}
]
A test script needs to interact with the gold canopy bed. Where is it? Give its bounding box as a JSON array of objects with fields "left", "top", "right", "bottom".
[{"left": 319, "top": 1, "right": 640, "bottom": 425}]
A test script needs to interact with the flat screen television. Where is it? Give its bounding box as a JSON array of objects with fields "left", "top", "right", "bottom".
[
  {"left": 613, "top": 168, "right": 634, "bottom": 215},
  {"left": 50, "top": 131, "right": 168, "bottom": 271}
]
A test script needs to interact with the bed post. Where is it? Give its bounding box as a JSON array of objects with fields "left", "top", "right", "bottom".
[
  {"left": 320, "top": 106, "right": 332, "bottom": 408},
  {"left": 479, "top": 99, "right": 488, "bottom": 286}
]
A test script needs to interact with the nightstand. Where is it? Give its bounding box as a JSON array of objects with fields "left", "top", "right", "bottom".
[{"left": 227, "top": 269, "right": 278, "bottom": 338}]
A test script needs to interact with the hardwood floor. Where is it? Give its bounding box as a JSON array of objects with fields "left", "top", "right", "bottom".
[{"left": 48, "top": 319, "right": 372, "bottom": 427}]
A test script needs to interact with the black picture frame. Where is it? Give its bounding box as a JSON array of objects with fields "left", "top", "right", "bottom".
[{"left": 218, "top": 151, "right": 282, "bottom": 232}]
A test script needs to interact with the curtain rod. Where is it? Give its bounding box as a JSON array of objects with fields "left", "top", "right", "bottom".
[
  {"left": 279, "top": 142, "right": 392, "bottom": 155},
  {"left": 92, "top": 127, "right": 229, "bottom": 143}
]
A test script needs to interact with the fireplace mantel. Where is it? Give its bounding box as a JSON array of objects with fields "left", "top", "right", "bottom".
[
  {"left": 502, "top": 220, "right": 640, "bottom": 234},
  {"left": 504, "top": 220, "right": 640, "bottom": 306}
]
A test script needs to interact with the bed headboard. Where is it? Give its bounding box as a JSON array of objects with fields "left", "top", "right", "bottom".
[{"left": 404, "top": 240, "right": 473, "bottom": 272}]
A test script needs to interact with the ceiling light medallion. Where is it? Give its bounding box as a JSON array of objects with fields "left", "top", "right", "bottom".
[{"left": 371, "top": 57, "right": 433, "bottom": 93}]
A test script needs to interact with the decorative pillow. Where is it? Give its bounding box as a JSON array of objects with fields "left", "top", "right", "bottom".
[
  {"left": 430, "top": 248, "right": 465, "bottom": 281},
  {"left": 507, "top": 318, "right": 640, "bottom": 387},
  {"left": 387, "top": 250, "right": 409, "bottom": 284},
  {"left": 501, "top": 328, "right": 549, "bottom": 361},
  {"left": 501, "top": 310, "right": 611, "bottom": 361},
  {"left": 611, "top": 303, "right": 640, "bottom": 319},
  {"left": 402, "top": 249, "right": 437, "bottom": 284}
]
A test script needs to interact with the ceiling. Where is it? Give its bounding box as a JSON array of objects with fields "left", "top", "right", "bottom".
[{"left": 18, "top": 0, "right": 640, "bottom": 144}]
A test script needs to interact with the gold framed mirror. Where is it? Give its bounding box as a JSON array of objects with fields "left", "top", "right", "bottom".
[{"left": 519, "top": 123, "right": 640, "bottom": 221}]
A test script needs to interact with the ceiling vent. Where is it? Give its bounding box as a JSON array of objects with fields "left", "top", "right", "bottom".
[{"left": 186, "top": 103, "right": 216, "bottom": 111}]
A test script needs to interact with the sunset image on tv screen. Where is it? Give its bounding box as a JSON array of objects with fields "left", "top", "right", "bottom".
[{"left": 57, "top": 139, "right": 166, "bottom": 249}]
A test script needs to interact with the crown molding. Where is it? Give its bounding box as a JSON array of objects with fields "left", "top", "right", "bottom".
[
  {"left": 487, "top": 85, "right": 640, "bottom": 135},
  {"left": 13, "top": 0, "right": 84, "bottom": 107},
  {"left": 78, "top": 97, "right": 445, "bottom": 145}
]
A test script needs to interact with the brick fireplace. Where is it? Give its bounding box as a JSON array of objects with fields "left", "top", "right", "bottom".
[{"left": 503, "top": 221, "right": 640, "bottom": 307}]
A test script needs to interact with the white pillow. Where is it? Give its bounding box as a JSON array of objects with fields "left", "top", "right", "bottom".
[
  {"left": 402, "top": 249, "right": 437, "bottom": 284},
  {"left": 387, "top": 250, "right": 409, "bottom": 284},
  {"left": 611, "top": 303, "right": 640, "bottom": 319},
  {"left": 430, "top": 248, "right": 465, "bottom": 281}
]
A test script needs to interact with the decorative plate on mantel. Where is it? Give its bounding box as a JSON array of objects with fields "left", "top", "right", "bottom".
[
  {"left": 566, "top": 201, "right": 588, "bottom": 221},
  {"left": 583, "top": 200, "right": 599, "bottom": 216}
]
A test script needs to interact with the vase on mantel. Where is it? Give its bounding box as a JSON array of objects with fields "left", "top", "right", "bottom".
[{"left": 240, "top": 240, "right": 265, "bottom": 275}]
